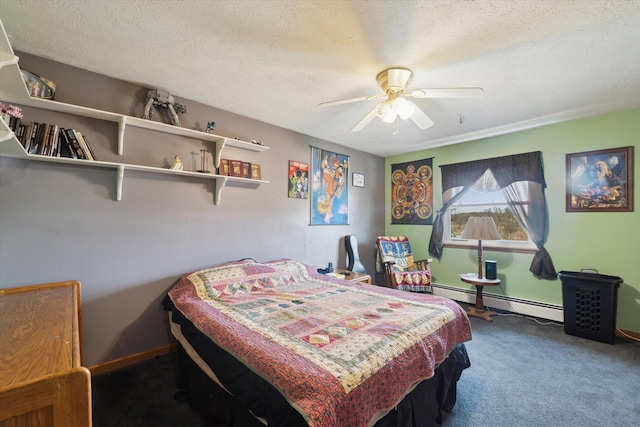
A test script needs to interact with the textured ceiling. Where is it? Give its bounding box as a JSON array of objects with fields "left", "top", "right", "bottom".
[{"left": 1, "top": 0, "right": 639, "bottom": 157}]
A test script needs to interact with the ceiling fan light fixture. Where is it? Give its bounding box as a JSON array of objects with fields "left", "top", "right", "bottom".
[
  {"left": 376, "top": 100, "right": 399, "bottom": 123},
  {"left": 376, "top": 100, "right": 391, "bottom": 118},
  {"left": 382, "top": 109, "right": 397, "bottom": 123},
  {"left": 392, "top": 97, "right": 414, "bottom": 120}
]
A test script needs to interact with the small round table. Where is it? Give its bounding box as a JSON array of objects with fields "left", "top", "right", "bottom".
[{"left": 459, "top": 273, "right": 501, "bottom": 322}]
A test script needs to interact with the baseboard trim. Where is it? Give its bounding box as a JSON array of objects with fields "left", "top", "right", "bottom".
[
  {"left": 616, "top": 328, "right": 640, "bottom": 341},
  {"left": 432, "top": 282, "right": 564, "bottom": 322},
  {"left": 88, "top": 343, "right": 178, "bottom": 376}
]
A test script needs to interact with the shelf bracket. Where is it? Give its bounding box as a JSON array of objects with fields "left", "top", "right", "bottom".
[
  {"left": 213, "top": 140, "right": 225, "bottom": 169},
  {"left": 116, "top": 165, "right": 124, "bottom": 201},
  {"left": 0, "top": 54, "right": 19, "bottom": 70},
  {"left": 117, "top": 116, "right": 126, "bottom": 155},
  {"left": 214, "top": 177, "right": 228, "bottom": 205}
]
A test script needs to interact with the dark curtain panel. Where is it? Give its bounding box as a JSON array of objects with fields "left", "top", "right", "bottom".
[{"left": 428, "top": 151, "right": 557, "bottom": 279}]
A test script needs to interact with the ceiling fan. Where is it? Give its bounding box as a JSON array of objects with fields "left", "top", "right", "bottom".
[{"left": 318, "top": 67, "right": 484, "bottom": 133}]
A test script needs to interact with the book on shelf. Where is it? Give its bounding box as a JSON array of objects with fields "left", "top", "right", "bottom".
[
  {"left": 229, "top": 159, "right": 244, "bottom": 177},
  {"left": 58, "top": 128, "right": 77, "bottom": 159},
  {"left": 75, "top": 131, "right": 96, "bottom": 160},
  {"left": 250, "top": 163, "right": 262, "bottom": 180},
  {"left": 21, "top": 122, "right": 35, "bottom": 152},
  {"left": 43, "top": 125, "right": 60, "bottom": 156},
  {"left": 242, "top": 161, "right": 251, "bottom": 179},
  {"left": 31, "top": 123, "right": 50, "bottom": 155},
  {"left": 1, "top": 114, "right": 21, "bottom": 133},
  {"left": 40, "top": 124, "right": 54, "bottom": 156},
  {"left": 2, "top": 109, "right": 97, "bottom": 160},
  {"left": 64, "top": 128, "right": 89, "bottom": 160},
  {"left": 219, "top": 159, "right": 230, "bottom": 176}
]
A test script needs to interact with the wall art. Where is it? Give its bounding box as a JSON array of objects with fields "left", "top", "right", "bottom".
[
  {"left": 566, "top": 146, "right": 633, "bottom": 212},
  {"left": 352, "top": 172, "right": 365, "bottom": 188},
  {"left": 310, "top": 147, "right": 349, "bottom": 225},
  {"left": 288, "top": 160, "right": 309, "bottom": 199},
  {"left": 391, "top": 157, "right": 433, "bottom": 224}
]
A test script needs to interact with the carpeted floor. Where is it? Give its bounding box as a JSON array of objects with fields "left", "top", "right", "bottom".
[
  {"left": 92, "top": 305, "right": 640, "bottom": 427},
  {"left": 92, "top": 352, "right": 200, "bottom": 427},
  {"left": 442, "top": 311, "right": 640, "bottom": 426}
]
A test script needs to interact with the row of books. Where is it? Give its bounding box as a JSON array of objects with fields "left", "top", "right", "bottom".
[
  {"left": 5, "top": 116, "right": 96, "bottom": 160},
  {"left": 220, "top": 159, "right": 262, "bottom": 180}
]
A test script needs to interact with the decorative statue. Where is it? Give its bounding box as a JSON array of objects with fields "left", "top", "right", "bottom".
[
  {"left": 205, "top": 121, "right": 216, "bottom": 133},
  {"left": 169, "top": 155, "right": 183, "bottom": 171},
  {"left": 142, "top": 88, "right": 187, "bottom": 127}
]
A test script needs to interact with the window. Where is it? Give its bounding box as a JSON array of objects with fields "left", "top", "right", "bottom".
[
  {"left": 428, "top": 151, "right": 556, "bottom": 278},
  {"left": 443, "top": 175, "right": 537, "bottom": 253}
]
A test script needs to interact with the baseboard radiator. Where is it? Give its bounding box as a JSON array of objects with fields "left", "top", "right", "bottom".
[{"left": 432, "top": 282, "right": 564, "bottom": 322}]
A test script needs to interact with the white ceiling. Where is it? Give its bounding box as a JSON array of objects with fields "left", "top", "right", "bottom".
[{"left": 2, "top": 0, "right": 639, "bottom": 157}]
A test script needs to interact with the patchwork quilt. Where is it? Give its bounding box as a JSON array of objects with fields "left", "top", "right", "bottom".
[{"left": 167, "top": 259, "right": 471, "bottom": 427}]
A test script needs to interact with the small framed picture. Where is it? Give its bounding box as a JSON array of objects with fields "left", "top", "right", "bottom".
[{"left": 352, "top": 172, "right": 365, "bottom": 188}]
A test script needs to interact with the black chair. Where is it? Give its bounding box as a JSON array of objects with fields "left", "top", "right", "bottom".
[{"left": 344, "top": 235, "right": 367, "bottom": 274}]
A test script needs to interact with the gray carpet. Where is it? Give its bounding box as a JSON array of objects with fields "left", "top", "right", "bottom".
[
  {"left": 92, "top": 352, "right": 200, "bottom": 427},
  {"left": 92, "top": 306, "right": 640, "bottom": 426},
  {"left": 443, "top": 311, "right": 640, "bottom": 427}
]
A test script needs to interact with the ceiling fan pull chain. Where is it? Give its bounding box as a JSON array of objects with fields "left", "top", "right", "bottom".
[{"left": 393, "top": 117, "right": 399, "bottom": 136}]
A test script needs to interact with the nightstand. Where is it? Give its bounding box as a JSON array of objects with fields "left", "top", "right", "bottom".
[
  {"left": 459, "top": 273, "right": 501, "bottom": 322},
  {"left": 338, "top": 270, "right": 372, "bottom": 284}
]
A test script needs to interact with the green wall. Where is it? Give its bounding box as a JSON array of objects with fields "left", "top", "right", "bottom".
[{"left": 385, "top": 108, "right": 639, "bottom": 333}]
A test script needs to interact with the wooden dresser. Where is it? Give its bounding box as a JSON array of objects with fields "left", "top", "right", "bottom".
[{"left": 0, "top": 281, "right": 92, "bottom": 426}]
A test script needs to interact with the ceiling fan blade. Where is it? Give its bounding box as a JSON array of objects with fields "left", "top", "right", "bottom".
[
  {"left": 410, "top": 87, "right": 484, "bottom": 99},
  {"left": 351, "top": 108, "right": 378, "bottom": 132},
  {"left": 407, "top": 102, "right": 435, "bottom": 129},
  {"left": 318, "top": 93, "right": 385, "bottom": 108}
]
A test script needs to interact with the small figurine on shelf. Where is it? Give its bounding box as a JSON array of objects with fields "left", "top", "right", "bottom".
[
  {"left": 205, "top": 121, "right": 216, "bottom": 133},
  {"left": 142, "top": 88, "right": 187, "bottom": 127},
  {"left": 169, "top": 155, "right": 183, "bottom": 171}
]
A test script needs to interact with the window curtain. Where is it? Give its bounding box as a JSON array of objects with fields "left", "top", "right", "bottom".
[{"left": 428, "top": 151, "right": 557, "bottom": 279}]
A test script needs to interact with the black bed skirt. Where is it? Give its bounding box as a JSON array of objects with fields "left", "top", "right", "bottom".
[{"left": 176, "top": 342, "right": 469, "bottom": 427}]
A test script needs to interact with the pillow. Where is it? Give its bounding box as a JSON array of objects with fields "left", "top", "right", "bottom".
[{"left": 188, "top": 258, "right": 312, "bottom": 299}]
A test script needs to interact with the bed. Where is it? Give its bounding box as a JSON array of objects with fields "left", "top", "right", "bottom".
[{"left": 163, "top": 258, "right": 472, "bottom": 427}]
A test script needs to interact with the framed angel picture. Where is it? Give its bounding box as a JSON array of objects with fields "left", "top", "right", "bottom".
[{"left": 566, "top": 146, "right": 633, "bottom": 212}]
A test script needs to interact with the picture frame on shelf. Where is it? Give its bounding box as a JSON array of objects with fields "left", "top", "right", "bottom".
[
  {"left": 566, "top": 146, "right": 633, "bottom": 212},
  {"left": 352, "top": 172, "right": 365, "bottom": 188}
]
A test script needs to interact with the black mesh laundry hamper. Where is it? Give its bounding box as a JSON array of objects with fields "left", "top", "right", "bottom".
[{"left": 558, "top": 270, "right": 623, "bottom": 344}]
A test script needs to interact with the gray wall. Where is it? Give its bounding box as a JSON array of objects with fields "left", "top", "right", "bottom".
[{"left": 0, "top": 52, "right": 385, "bottom": 366}]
